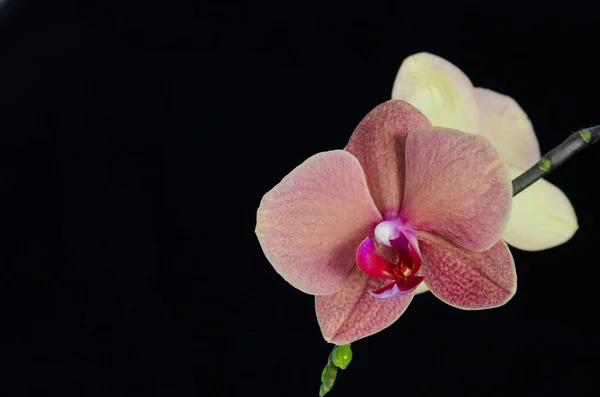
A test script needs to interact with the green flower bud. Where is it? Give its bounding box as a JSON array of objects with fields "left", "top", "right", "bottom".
[
  {"left": 321, "top": 365, "right": 328, "bottom": 383},
  {"left": 322, "top": 365, "right": 338, "bottom": 389},
  {"left": 332, "top": 344, "right": 353, "bottom": 370},
  {"left": 319, "top": 383, "right": 330, "bottom": 397}
]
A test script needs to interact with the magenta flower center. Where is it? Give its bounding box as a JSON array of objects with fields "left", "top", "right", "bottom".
[
  {"left": 392, "top": 261, "right": 412, "bottom": 278},
  {"left": 356, "top": 220, "right": 425, "bottom": 299}
]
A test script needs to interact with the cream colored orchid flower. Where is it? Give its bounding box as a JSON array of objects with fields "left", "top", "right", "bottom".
[{"left": 392, "top": 52, "right": 577, "bottom": 255}]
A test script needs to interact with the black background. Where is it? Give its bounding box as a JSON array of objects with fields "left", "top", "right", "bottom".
[{"left": 1, "top": 0, "right": 599, "bottom": 396}]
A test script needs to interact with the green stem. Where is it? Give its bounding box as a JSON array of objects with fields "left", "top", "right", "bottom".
[{"left": 512, "top": 125, "right": 600, "bottom": 196}]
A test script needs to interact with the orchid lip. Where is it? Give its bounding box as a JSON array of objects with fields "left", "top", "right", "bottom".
[
  {"left": 356, "top": 237, "right": 396, "bottom": 280},
  {"left": 369, "top": 276, "right": 425, "bottom": 299},
  {"left": 356, "top": 220, "right": 424, "bottom": 298}
]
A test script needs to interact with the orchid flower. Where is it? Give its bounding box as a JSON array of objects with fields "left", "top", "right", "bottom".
[
  {"left": 392, "top": 52, "right": 578, "bottom": 252},
  {"left": 255, "top": 100, "right": 516, "bottom": 344}
]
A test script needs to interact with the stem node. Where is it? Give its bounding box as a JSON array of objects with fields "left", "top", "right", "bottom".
[{"left": 512, "top": 125, "right": 599, "bottom": 196}]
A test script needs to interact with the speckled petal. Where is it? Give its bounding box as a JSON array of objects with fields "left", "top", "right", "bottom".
[
  {"left": 316, "top": 267, "right": 414, "bottom": 344},
  {"left": 503, "top": 165, "right": 578, "bottom": 251},
  {"left": 417, "top": 231, "right": 516, "bottom": 309},
  {"left": 401, "top": 127, "right": 512, "bottom": 252},
  {"left": 392, "top": 52, "right": 479, "bottom": 134},
  {"left": 474, "top": 88, "right": 541, "bottom": 170},
  {"left": 345, "top": 100, "right": 430, "bottom": 219},
  {"left": 256, "top": 150, "right": 382, "bottom": 295}
]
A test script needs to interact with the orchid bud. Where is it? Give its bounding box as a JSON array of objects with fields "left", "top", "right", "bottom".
[
  {"left": 319, "top": 364, "right": 338, "bottom": 396},
  {"left": 331, "top": 344, "right": 353, "bottom": 370}
]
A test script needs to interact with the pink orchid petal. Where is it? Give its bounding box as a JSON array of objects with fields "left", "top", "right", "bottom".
[
  {"left": 416, "top": 231, "right": 516, "bottom": 309},
  {"left": 401, "top": 127, "right": 512, "bottom": 252},
  {"left": 356, "top": 237, "right": 396, "bottom": 280},
  {"left": 369, "top": 276, "right": 425, "bottom": 299},
  {"left": 345, "top": 100, "right": 431, "bottom": 219},
  {"left": 316, "top": 268, "right": 414, "bottom": 344},
  {"left": 474, "top": 88, "right": 541, "bottom": 170},
  {"left": 256, "top": 150, "right": 382, "bottom": 295}
]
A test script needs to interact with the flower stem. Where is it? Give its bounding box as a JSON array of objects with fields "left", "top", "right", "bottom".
[{"left": 512, "top": 124, "right": 600, "bottom": 196}]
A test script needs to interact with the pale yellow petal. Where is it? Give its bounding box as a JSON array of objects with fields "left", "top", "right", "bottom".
[
  {"left": 392, "top": 52, "right": 479, "bottom": 134},
  {"left": 503, "top": 165, "right": 578, "bottom": 251},
  {"left": 474, "top": 88, "right": 541, "bottom": 170},
  {"left": 414, "top": 282, "right": 430, "bottom": 295}
]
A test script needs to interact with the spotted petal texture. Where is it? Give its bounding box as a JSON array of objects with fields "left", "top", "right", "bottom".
[
  {"left": 346, "top": 100, "right": 430, "bottom": 219},
  {"left": 401, "top": 127, "right": 512, "bottom": 252},
  {"left": 417, "top": 231, "right": 516, "bottom": 309},
  {"left": 256, "top": 150, "right": 382, "bottom": 295},
  {"left": 316, "top": 268, "right": 414, "bottom": 344}
]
